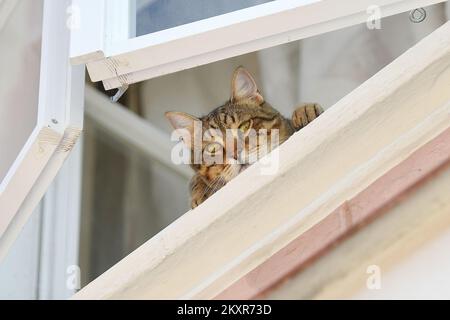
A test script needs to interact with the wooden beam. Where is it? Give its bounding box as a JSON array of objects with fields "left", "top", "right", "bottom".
[
  {"left": 217, "top": 127, "right": 450, "bottom": 299},
  {"left": 74, "top": 21, "right": 450, "bottom": 300}
]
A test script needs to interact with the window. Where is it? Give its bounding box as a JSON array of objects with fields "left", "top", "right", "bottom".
[
  {"left": 0, "top": 0, "right": 84, "bottom": 264},
  {"left": 71, "top": 0, "right": 446, "bottom": 92}
]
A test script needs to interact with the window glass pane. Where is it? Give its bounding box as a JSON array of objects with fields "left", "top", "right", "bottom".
[{"left": 134, "top": 0, "right": 275, "bottom": 37}]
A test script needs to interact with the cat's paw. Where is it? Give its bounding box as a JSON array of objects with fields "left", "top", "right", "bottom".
[
  {"left": 291, "top": 103, "right": 324, "bottom": 131},
  {"left": 191, "top": 198, "right": 204, "bottom": 209}
]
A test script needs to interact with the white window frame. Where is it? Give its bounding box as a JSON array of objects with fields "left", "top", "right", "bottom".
[
  {"left": 70, "top": 0, "right": 447, "bottom": 90},
  {"left": 0, "top": 0, "right": 85, "bottom": 260}
]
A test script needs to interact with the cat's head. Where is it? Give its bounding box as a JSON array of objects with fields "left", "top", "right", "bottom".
[{"left": 166, "top": 67, "right": 289, "bottom": 188}]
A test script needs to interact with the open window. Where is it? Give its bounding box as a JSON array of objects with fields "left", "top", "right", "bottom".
[
  {"left": 0, "top": 0, "right": 84, "bottom": 259},
  {"left": 71, "top": 0, "right": 450, "bottom": 298},
  {"left": 70, "top": 0, "right": 446, "bottom": 92}
]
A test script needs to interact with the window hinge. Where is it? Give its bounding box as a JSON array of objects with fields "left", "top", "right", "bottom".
[{"left": 111, "top": 84, "right": 129, "bottom": 103}]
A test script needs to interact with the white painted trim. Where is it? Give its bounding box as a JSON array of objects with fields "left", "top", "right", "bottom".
[
  {"left": 74, "top": 22, "right": 450, "bottom": 299},
  {"left": 84, "top": 86, "right": 192, "bottom": 179},
  {"left": 38, "top": 138, "right": 83, "bottom": 300},
  {"left": 69, "top": 0, "right": 106, "bottom": 64},
  {"left": 0, "top": 128, "right": 61, "bottom": 237},
  {"left": 0, "top": 137, "right": 83, "bottom": 300},
  {"left": 70, "top": 0, "right": 135, "bottom": 65},
  {"left": 0, "top": 0, "right": 85, "bottom": 261},
  {"left": 71, "top": 0, "right": 447, "bottom": 89},
  {"left": 104, "top": 0, "right": 133, "bottom": 46}
]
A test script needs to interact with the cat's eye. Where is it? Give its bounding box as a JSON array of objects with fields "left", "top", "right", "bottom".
[
  {"left": 239, "top": 120, "right": 252, "bottom": 133},
  {"left": 205, "top": 142, "right": 223, "bottom": 155}
]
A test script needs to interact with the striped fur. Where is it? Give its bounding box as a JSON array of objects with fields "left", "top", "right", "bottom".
[{"left": 166, "top": 67, "right": 323, "bottom": 208}]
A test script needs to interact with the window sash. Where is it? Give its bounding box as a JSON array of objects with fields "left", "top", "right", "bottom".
[
  {"left": 0, "top": 0, "right": 85, "bottom": 260},
  {"left": 70, "top": 0, "right": 446, "bottom": 90}
]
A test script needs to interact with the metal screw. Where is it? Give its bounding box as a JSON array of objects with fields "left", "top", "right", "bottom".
[{"left": 409, "top": 8, "right": 426, "bottom": 23}]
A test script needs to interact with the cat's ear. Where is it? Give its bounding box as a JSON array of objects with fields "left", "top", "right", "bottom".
[
  {"left": 231, "top": 67, "right": 264, "bottom": 104},
  {"left": 165, "top": 111, "right": 200, "bottom": 148}
]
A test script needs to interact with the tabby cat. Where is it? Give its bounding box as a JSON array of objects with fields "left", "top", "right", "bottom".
[{"left": 166, "top": 67, "right": 323, "bottom": 208}]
